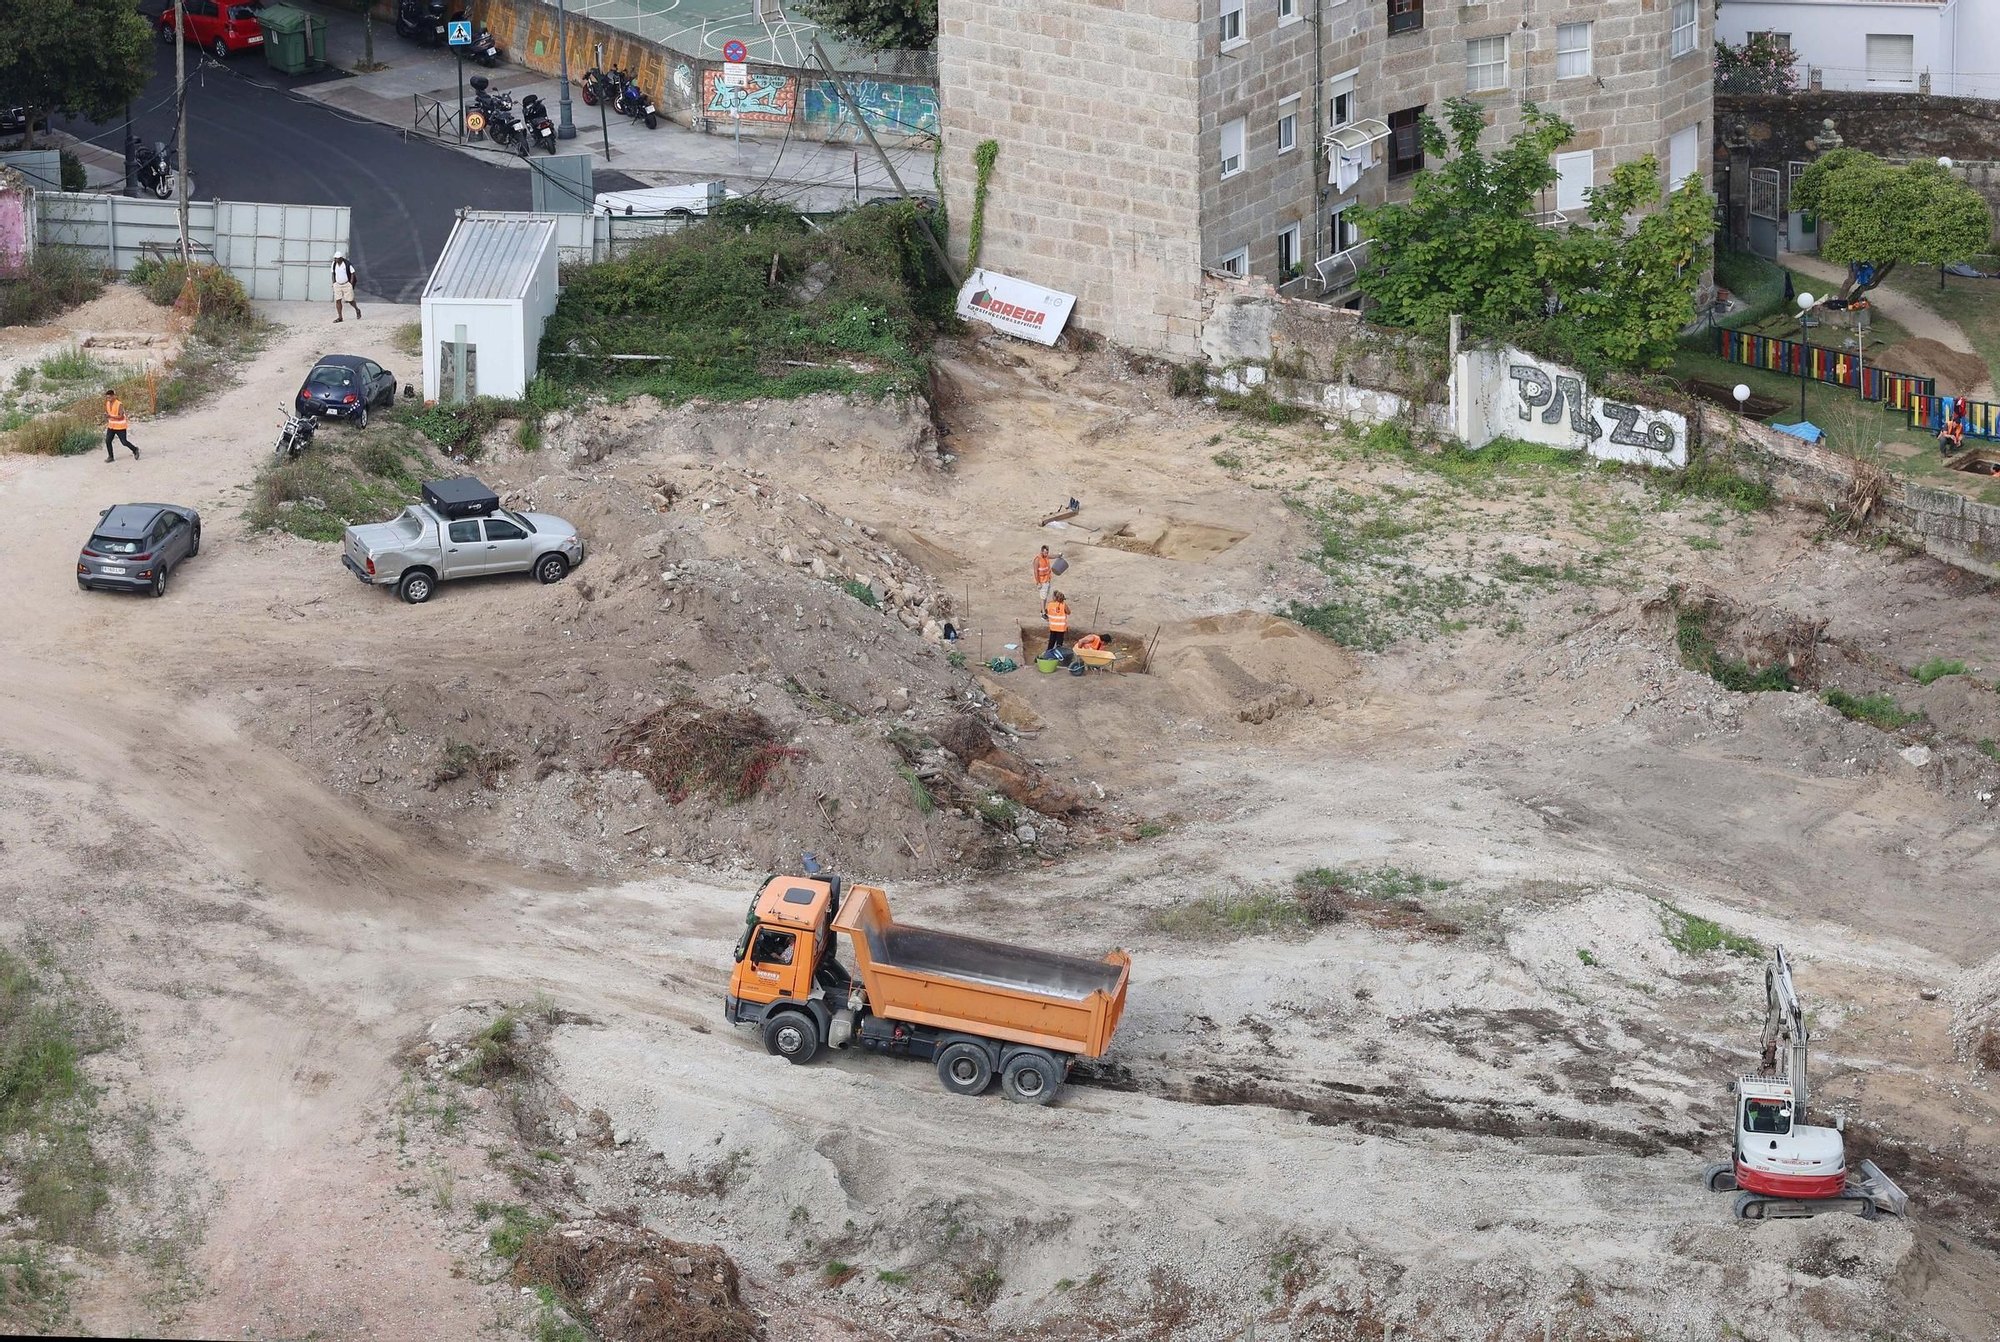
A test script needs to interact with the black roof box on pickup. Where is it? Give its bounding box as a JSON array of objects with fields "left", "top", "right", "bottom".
[{"left": 423, "top": 477, "right": 500, "bottom": 520}]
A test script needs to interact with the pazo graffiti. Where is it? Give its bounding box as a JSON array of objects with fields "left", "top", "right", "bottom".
[
  {"left": 701, "top": 70, "right": 795, "bottom": 122},
  {"left": 1507, "top": 364, "right": 1680, "bottom": 458}
]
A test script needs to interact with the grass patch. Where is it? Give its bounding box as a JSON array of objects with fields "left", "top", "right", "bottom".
[
  {"left": 1577, "top": 948, "right": 1600, "bottom": 967},
  {"left": 12, "top": 414, "right": 100, "bottom": 457},
  {"left": 1674, "top": 605, "right": 1795, "bottom": 693},
  {"left": 1911, "top": 658, "right": 1967, "bottom": 686},
  {"left": 247, "top": 428, "right": 433, "bottom": 541},
  {"left": 973, "top": 793, "right": 1022, "bottom": 833},
  {"left": 896, "top": 765, "right": 936, "bottom": 816},
  {"left": 34, "top": 346, "right": 116, "bottom": 388},
  {"left": 0, "top": 948, "right": 115, "bottom": 1249},
  {"left": 877, "top": 1269, "right": 910, "bottom": 1285},
  {"left": 1216, "top": 384, "right": 1308, "bottom": 423},
  {"left": 957, "top": 1265, "right": 1003, "bottom": 1310},
  {"left": 0, "top": 248, "right": 107, "bottom": 328},
  {"left": 1656, "top": 901, "right": 1762, "bottom": 958},
  {"left": 455, "top": 1012, "right": 526, "bottom": 1085},
  {"left": 1823, "top": 689, "right": 1924, "bottom": 731},
  {"left": 839, "top": 577, "right": 879, "bottom": 607},
  {"left": 1151, "top": 885, "right": 1312, "bottom": 939},
  {"left": 1134, "top": 821, "right": 1168, "bottom": 840},
  {"left": 393, "top": 321, "right": 424, "bottom": 358},
  {"left": 485, "top": 1203, "right": 550, "bottom": 1261},
  {"left": 540, "top": 200, "right": 948, "bottom": 407},
  {"left": 1980, "top": 738, "right": 2000, "bottom": 763}
]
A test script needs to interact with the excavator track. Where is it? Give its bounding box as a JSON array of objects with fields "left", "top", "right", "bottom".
[{"left": 1733, "top": 1190, "right": 1877, "bottom": 1221}]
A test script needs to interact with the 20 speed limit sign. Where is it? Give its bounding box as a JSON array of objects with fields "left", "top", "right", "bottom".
[{"left": 466, "top": 110, "right": 487, "bottom": 132}]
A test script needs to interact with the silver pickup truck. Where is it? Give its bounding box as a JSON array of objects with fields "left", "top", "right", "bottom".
[{"left": 341, "top": 477, "right": 585, "bottom": 604}]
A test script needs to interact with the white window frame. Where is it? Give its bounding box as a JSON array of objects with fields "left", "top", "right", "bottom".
[
  {"left": 1219, "top": 117, "right": 1246, "bottom": 178},
  {"left": 1276, "top": 221, "right": 1301, "bottom": 277},
  {"left": 1668, "top": 124, "right": 1698, "bottom": 187},
  {"left": 1277, "top": 98, "right": 1300, "bottom": 154},
  {"left": 1554, "top": 149, "right": 1593, "bottom": 214},
  {"left": 1670, "top": 0, "right": 1697, "bottom": 57},
  {"left": 1864, "top": 33, "right": 1916, "bottom": 88},
  {"left": 1466, "top": 35, "right": 1508, "bottom": 93},
  {"left": 1218, "top": 247, "right": 1249, "bottom": 277},
  {"left": 1278, "top": 0, "right": 1300, "bottom": 24},
  {"left": 1555, "top": 22, "right": 1591, "bottom": 80},
  {"left": 1750, "top": 30, "right": 1791, "bottom": 52},
  {"left": 1219, "top": 0, "right": 1245, "bottom": 48},
  {"left": 1328, "top": 202, "right": 1360, "bottom": 256}
]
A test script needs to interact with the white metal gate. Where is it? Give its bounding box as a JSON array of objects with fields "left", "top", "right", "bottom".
[{"left": 34, "top": 192, "right": 349, "bottom": 301}]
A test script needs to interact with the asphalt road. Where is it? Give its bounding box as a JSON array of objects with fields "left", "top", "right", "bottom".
[{"left": 60, "top": 43, "right": 535, "bottom": 302}]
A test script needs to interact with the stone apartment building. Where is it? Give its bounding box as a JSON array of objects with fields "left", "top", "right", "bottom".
[{"left": 938, "top": 0, "right": 1715, "bottom": 356}]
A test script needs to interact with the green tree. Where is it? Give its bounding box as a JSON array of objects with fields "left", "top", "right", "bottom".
[
  {"left": 1789, "top": 149, "right": 1993, "bottom": 298},
  {"left": 0, "top": 0, "right": 153, "bottom": 149},
  {"left": 1354, "top": 98, "right": 1714, "bottom": 371},
  {"left": 794, "top": 0, "right": 936, "bottom": 53}
]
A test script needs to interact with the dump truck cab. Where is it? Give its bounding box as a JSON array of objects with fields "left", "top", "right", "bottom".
[{"left": 726, "top": 876, "right": 846, "bottom": 1026}]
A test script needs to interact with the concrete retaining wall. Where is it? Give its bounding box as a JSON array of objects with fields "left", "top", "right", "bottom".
[{"left": 466, "top": 0, "right": 938, "bottom": 145}]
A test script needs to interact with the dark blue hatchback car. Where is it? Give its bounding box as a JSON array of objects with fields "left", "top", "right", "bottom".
[{"left": 295, "top": 354, "right": 397, "bottom": 428}]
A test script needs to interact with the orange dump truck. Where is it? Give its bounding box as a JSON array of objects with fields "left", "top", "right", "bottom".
[{"left": 724, "top": 874, "right": 1130, "bottom": 1104}]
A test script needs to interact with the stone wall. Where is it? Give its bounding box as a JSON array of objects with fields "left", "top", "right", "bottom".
[
  {"left": 1717, "top": 90, "right": 2000, "bottom": 231},
  {"left": 938, "top": 0, "right": 1206, "bottom": 356}
]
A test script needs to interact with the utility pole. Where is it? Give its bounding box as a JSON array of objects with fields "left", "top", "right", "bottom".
[
  {"left": 809, "top": 35, "right": 959, "bottom": 287},
  {"left": 555, "top": 0, "right": 576, "bottom": 139},
  {"left": 174, "top": 0, "right": 190, "bottom": 259}
]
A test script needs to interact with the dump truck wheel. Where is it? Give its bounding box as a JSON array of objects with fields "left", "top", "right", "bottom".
[
  {"left": 936, "top": 1041, "right": 993, "bottom": 1096},
  {"left": 1000, "top": 1050, "right": 1060, "bottom": 1105},
  {"left": 762, "top": 1012, "right": 819, "bottom": 1065}
]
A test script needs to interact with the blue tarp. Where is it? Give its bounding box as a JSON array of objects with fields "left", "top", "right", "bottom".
[{"left": 1771, "top": 421, "right": 1826, "bottom": 444}]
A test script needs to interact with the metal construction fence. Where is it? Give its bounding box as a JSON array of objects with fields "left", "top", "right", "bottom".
[
  {"left": 35, "top": 192, "right": 349, "bottom": 301},
  {"left": 460, "top": 208, "right": 689, "bottom": 265}
]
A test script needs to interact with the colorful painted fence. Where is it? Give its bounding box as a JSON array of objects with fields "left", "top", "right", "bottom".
[
  {"left": 1907, "top": 394, "right": 2000, "bottom": 441},
  {"left": 1713, "top": 329, "right": 1935, "bottom": 403}
]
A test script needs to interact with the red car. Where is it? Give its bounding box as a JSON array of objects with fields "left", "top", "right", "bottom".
[{"left": 159, "top": 0, "right": 266, "bottom": 59}]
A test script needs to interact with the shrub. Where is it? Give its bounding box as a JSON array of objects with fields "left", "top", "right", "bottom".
[
  {"left": 174, "top": 263, "right": 253, "bottom": 333},
  {"left": 1911, "top": 658, "right": 1967, "bottom": 686},
  {"left": 1168, "top": 362, "right": 1208, "bottom": 398},
  {"left": 1656, "top": 901, "right": 1762, "bottom": 957},
  {"left": 58, "top": 150, "right": 86, "bottom": 192},
  {"left": 13, "top": 413, "right": 98, "bottom": 456},
  {"left": 0, "top": 247, "right": 108, "bottom": 327},
  {"left": 1823, "top": 689, "right": 1924, "bottom": 730},
  {"left": 606, "top": 700, "right": 804, "bottom": 803}
]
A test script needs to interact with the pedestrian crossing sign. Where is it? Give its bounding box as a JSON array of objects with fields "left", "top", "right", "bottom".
[{"left": 448, "top": 20, "right": 472, "bottom": 45}]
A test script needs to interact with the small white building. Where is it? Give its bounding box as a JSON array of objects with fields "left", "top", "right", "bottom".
[
  {"left": 1718, "top": 0, "right": 2000, "bottom": 99},
  {"left": 421, "top": 213, "right": 560, "bottom": 403}
]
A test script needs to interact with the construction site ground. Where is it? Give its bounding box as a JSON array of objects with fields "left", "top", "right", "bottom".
[{"left": 2, "top": 293, "right": 1999, "bottom": 1341}]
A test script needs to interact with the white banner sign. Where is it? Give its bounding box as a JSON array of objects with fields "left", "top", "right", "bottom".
[{"left": 955, "top": 267, "right": 1075, "bottom": 346}]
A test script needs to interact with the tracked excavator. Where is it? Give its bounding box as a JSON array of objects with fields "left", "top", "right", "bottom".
[{"left": 1703, "top": 947, "right": 1907, "bottom": 1221}]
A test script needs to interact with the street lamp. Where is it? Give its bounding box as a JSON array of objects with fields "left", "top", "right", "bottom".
[
  {"left": 1938, "top": 158, "right": 1955, "bottom": 288},
  {"left": 1733, "top": 383, "right": 1750, "bottom": 416},
  {"left": 555, "top": 0, "right": 576, "bottom": 140},
  {"left": 1795, "top": 291, "right": 1816, "bottom": 421}
]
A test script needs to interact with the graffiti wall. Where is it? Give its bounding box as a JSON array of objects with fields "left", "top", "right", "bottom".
[
  {"left": 701, "top": 70, "right": 797, "bottom": 123},
  {"left": 1454, "top": 346, "right": 1689, "bottom": 468},
  {"left": 801, "top": 79, "right": 941, "bottom": 137}
]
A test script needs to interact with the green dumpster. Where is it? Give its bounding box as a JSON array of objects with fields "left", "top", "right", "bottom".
[{"left": 259, "top": 4, "right": 328, "bottom": 76}]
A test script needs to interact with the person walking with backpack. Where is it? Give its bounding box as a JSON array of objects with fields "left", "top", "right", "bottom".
[
  {"left": 331, "top": 250, "right": 361, "bottom": 323},
  {"left": 103, "top": 388, "right": 139, "bottom": 461}
]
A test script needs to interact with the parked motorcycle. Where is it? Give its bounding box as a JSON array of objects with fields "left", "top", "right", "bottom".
[
  {"left": 579, "top": 65, "right": 604, "bottom": 106},
  {"left": 469, "top": 77, "right": 526, "bottom": 150},
  {"left": 614, "top": 71, "right": 657, "bottom": 129},
  {"left": 469, "top": 21, "right": 500, "bottom": 65},
  {"left": 133, "top": 141, "right": 178, "bottom": 200},
  {"left": 274, "top": 409, "right": 318, "bottom": 460},
  {"left": 394, "top": 0, "right": 448, "bottom": 47},
  {"left": 521, "top": 94, "right": 557, "bottom": 153}
]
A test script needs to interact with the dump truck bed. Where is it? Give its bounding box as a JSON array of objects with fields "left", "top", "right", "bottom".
[{"left": 833, "top": 885, "right": 1129, "bottom": 1057}]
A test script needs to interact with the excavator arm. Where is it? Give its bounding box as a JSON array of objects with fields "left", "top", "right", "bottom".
[{"left": 1761, "top": 947, "right": 1811, "bottom": 1114}]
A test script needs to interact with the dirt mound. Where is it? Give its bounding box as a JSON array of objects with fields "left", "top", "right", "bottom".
[
  {"left": 1877, "top": 337, "right": 1989, "bottom": 393},
  {"left": 546, "top": 392, "right": 943, "bottom": 475},
  {"left": 1951, "top": 952, "right": 2000, "bottom": 1073},
  {"left": 514, "top": 1220, "right": 761, "bottom": 1342}
]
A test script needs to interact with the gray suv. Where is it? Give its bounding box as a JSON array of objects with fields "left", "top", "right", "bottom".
[{"left": 78, "top": 503, "right": 201, "bottom": 597}]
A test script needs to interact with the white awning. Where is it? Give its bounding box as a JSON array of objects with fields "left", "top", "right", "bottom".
[{"left": 1323, "top": 119, "right": 1391, "bottom": 154}]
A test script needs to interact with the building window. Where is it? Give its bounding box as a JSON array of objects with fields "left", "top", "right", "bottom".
[
  {"left": 1668, "top": 124, "right": 1697, "bottom": 186},
  {"left": 1865, "top": 33, "right": 1915, "bottom": 87},
  {"left": 1388, "top": 0, "right": 1422, "bottom": 37},
  {"left": 1278, "top": 110, "right": 1298, "bottom": 154},
  {"left": 1218, "top": 247, "right": 1249, "bottom": 277},
  {"left": 1219, "top": 0, "right": 1243, "bottom": 46},
  {"left": 1278, "top": 0, "right": 1298, "bottom": 22},
  {"left": 1466, "top": 36, "right": 1508, "bottom": 92},
  {"left": 1331, "top": 91, "right": 1352, "bottom": 127},
  {"left": 1750, "top": 30, "right": 1791, "bottom": 52},
  {"left": 1554, "top": 149, "right": 1593, "bottom": 213},
  {"left": 1329, "top": 207, "right": 1360, "bottom": 255},
  {"left": 1277, "top": 222, "right": 1301, "bottom": 278},
  {"left": 1388, "top": 105, "right": 1424, "bottom": 176},
  {"left": 1220, "top": 117, "right": 1245, "bottom": 178},
  {"left": 1555, "top": 23, "right": 1591, "bottom": 80},
  {"left": 1669, "top": 0, "right": 1697, "bottom": 57}
]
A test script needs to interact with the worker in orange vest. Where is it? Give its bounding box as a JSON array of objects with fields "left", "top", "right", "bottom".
[
  {"left": 103, "top": 387, "right": 140, "bottom": 462},
  {"left": 1034, "top": 545, "right": 1054, "bottom": 604},
  {"left": 1939, "top": 415, "right": 1965, "bottom": 455},
  {"left": 1044, "top": 590, "right": 1070, "bottom": 658}
]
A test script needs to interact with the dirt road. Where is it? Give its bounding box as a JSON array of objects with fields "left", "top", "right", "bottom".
[{"left": 2, "top": 300, "right": 1998, "bottom": 1340}]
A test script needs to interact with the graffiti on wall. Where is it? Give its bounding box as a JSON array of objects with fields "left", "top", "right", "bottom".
[
  {"left": 1455, "top": 346, "right": 1688, "bottom": 467},
  {"left": 674, "top": 63, "right": 695, "bottom": 103},
  {"left": 702, "top": 70, "right": 795, "bottom": 121},
  {"left": 801, "top": 79, "right": 940, "bottom": 136}
]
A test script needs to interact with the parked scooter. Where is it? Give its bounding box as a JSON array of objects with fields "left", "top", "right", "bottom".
[
  {"left": 394, "top": 0, "right": 449, "bottom": 46},
  {"left": 274, "top": 409, "right": 318, "bottom": 460},
  {"left": 613, "top": 70, "right": 657, "bottom": 129},
  {"left": 521, "top": 94, "right": 557, "bottom": 154},
  {"left": 470, "top": 23, "right": 501, "bottom": 66},
  {"left": 133, "top": 140, "right": 178, "bottom": 201}
]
